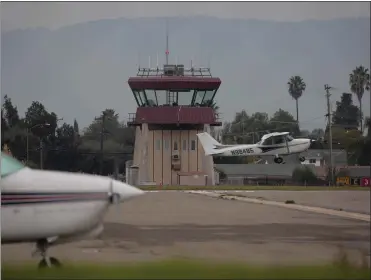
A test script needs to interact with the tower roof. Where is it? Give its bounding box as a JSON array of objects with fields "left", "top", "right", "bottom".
[{"left": 128, "top": 76, "right": 221, "bottom": 90}]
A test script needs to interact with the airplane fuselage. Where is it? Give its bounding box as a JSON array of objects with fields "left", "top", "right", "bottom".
[
  {"left": 1, "top": 152, "right": 144, "bottom": 268},
  {"left": 214, "top": 139, "right": 311, "bottom": 157},
  {"left": 1, "top": 167, "right": 135, "bottom": 244}
]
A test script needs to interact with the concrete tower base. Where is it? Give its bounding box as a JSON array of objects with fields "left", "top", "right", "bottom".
[{"left": 130, "top": 123, "right": 215, "bottom": 186}]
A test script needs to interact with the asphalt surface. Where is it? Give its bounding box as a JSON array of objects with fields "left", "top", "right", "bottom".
[
  {"left": 2, "top": 191, "right": 370, "bottom": 266},
  {"left": 224, "top": 190, "right": 371, "bottom": 214}
]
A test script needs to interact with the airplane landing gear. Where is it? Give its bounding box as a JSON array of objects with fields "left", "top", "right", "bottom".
[
  {"left": 33, "top": 239, "right": 62, "bottom": 269},
  {"left": 274, "top": 156, "right": 284, "bottom": 164},
  {"left": 38, "top": 257, "right": 61, "bottom": 268},
  {"left": 299, "top": 156, "right": 305, "bottom": 162}
]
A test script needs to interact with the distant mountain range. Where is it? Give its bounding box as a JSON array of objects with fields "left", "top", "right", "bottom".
[{"left": 2, "top": 16, "right": 370, "bottom": 131}]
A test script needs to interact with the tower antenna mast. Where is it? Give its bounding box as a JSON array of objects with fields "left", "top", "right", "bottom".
[{"left": 165, "top": 20, "right": 169, "bottom": 64}]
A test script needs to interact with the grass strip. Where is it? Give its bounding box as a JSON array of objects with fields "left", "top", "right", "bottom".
[{"left": 2, "top": 259, "right": 370, "bottom": 279}]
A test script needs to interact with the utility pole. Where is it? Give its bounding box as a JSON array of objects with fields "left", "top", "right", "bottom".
[
  {"left": 99, "top": 112, "right": 107, "bottom": 175},
  {"left": 26, "top": 123, "right": 50, "bottom": 167},
  {"left": 40, "top": 139, "right": 43, "bottom": 169},
  {"left": 165, "top": 20, "right": 169, "bottom": 65},
  {"left": 26, "top": 130, "right": 29, "bottom": 164},
  {"left": 325, "top": 84, "right": 334, "bottom": 186}
]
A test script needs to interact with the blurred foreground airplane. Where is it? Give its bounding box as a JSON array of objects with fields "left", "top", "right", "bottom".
[
  {"left": 197, "top": 132, "right": 313, "bottom": 164},
  {"left": 1, "top": 152, "right": 144, "bottom": 268}
]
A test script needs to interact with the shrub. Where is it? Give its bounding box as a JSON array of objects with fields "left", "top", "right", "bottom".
[
  {"left": 292, "top": 166, "right": 318, "bottom": 185},
  {"left": 215, "top": 168, "right": 227, "bottom": 180}
]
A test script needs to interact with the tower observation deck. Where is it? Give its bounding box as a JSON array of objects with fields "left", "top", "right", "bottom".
[{"left": 127, "top": 64, "right": 222, "bottom": 186}]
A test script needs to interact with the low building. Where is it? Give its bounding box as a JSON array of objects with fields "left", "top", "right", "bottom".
[
  {"left": 256, "top": 149, "right": 347, "bottom": 167},
  {"left": 338, "top": 166, "right": 371, "bottom": 178},
  {"left": 215, "top": 163, "right": 317, "bottom": 185}
]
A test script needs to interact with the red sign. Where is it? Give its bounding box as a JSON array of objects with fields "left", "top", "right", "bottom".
[{"left": 361, "top": 177, "right": 371, "bottom": 187}]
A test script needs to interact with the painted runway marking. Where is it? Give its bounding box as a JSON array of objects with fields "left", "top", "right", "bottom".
[{"left": 184, "top": 190, "right": 255, "bottom": 194}]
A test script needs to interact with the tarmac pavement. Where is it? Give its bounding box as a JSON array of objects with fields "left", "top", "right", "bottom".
[
  {"left": 223, "top": 190, "right": 371, "bottom": 214},
  {"left": 2, "top": 192, "right": 370, "bottom": 266}
]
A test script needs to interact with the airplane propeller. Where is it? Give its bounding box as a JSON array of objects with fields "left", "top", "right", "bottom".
[
  {"left": 308, "top": 136, "right": 327, "bottom": 149},
  {"left": 108, "top": 180, "right": 120, "bottom": 205}
]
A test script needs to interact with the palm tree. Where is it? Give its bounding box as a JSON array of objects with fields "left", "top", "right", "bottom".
[
  {"left": 211, "top": 102, "right": 219, "bottom": 110},
  {"left": 209, "top": 101, "right": 220, "bottom": 140},
  {"left": 365, "top": 117, "right": 371, "bottom": 138},
  {"left": 207, "top": 100, "right": 219, "bottom": 111},
  {"left": 208, "top": 101, "right": 220, "bottom": 118},
  {"left": 349, "top": 66, "right": 370, "bottom": 134},
  {"left": 287, "top": 76, "right": 306, "bottom": 124}
]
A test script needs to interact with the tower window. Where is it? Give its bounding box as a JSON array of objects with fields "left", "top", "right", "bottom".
[
  {"left": 156, "top": 139, "right": 161, "bottom": 150},
  {"left": 173, "top": 141, "right": 178, "bottom": 151},
  {"left": 191, "top": 140, "right": 196, "bottom": 151},
  {"left": 164, "top": 139, "right": 169, "bottom": 150},
  {"left": 183, "top": 139, "right": 187, "bottom": 151}
]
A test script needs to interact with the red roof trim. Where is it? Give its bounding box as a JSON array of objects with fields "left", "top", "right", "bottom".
[
  {"left": 128, "top": 77, "right": 221, "bottom": 90},
  {"left": 130, "top": 106, "right": 219, "bottom": 125}
]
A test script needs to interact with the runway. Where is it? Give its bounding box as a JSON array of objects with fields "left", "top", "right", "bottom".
[
  {"left": 221, "top": 190, "right": 370, "bottom": 214},
  {"left": 2, "top": 191, "right": 370, "bottom": 266}
]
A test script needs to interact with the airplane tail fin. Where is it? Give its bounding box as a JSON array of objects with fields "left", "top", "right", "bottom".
[{"left": 196, "top": 132, "right": 221, "bottom": 155}]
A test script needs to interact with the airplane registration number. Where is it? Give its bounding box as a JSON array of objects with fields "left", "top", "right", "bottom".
[{"left": 231, "top": 148, "right": 254, "bottom": 155}]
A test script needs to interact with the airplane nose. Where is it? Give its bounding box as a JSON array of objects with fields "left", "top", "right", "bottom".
[
  {"left": 306, "top": 139, "right": 312, "bottom": 148},
  {"left": 309, "top": 139, "right": 318, "bottom": 149},
  {"left": 111, "top": 180, "right": 144, "bottom": 202}
]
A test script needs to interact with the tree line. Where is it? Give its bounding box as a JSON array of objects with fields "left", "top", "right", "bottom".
[
  {"left": 213, "top": 91, "right": 370, "bottom": 165},
  {"left": 214, "top": 64, "right": 370, "bottom": 165},
  {"left": 287, "top": 65, "right": 370, "bottom": 134},
  {"left": 1, "top": 65, "right": 370, "bottom": 173},
  {"left": 1, "top": 97, "right": 134, "bottom": 175},
  {"left": 2, "top": 91, "right": 370, "bottom": 174}
]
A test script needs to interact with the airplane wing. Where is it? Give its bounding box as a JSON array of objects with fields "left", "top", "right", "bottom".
[
  {"left": 275, "top": 132, "right": 290, "bottom": 136},
  {"left": 260, "top": 132, "right": 290, "bottom": 141}
]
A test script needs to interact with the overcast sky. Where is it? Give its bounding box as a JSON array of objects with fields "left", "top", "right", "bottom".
[
  {"left": 1, "top": 2, "right": 370, "bottom": 131},
  {"left": 2, "top": 2, "right": 370, "bottom": 31}
]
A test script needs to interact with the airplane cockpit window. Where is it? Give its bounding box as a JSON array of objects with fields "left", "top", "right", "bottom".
[
  {"left": 260, "top": 137, "right": 273, "bottom": 146},
  {"left": 274, "top": 136, "right": 285, "bottom": 145},
  {"left": 286, "top": 135, "right": 294, "bottom": 142},
  {"left": 1, "top": 152, "right": 26, "bottom": 178}
]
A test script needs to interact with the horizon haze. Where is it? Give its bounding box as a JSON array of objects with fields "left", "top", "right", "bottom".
[{"left": 1, "top": 3, "right": 370, "bottom": 132}]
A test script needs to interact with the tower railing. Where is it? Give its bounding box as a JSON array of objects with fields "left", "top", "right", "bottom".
[{"left": 137, "top": 66, "right": 213, "bottom": 77}]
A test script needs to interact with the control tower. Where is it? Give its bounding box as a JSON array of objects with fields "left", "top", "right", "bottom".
[{"left": 127, "top": 64, "right": 222, "bottom": 186}]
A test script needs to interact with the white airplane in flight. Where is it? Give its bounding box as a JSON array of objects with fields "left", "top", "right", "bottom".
[
  {"left": 197, "top": 132, "right": 312, "bottom": 164},
  {"left": 1, "top": 152, "right": 144, "bottom": 268}
]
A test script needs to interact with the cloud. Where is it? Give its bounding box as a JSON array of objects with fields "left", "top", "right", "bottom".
[{"left": 1, "top": 2, "right": 370, "bottom": 31}]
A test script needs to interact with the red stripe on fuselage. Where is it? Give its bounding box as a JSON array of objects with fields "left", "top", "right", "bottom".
[{"left": 1, "top": 193, "right": 107, "bottom": 201}]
